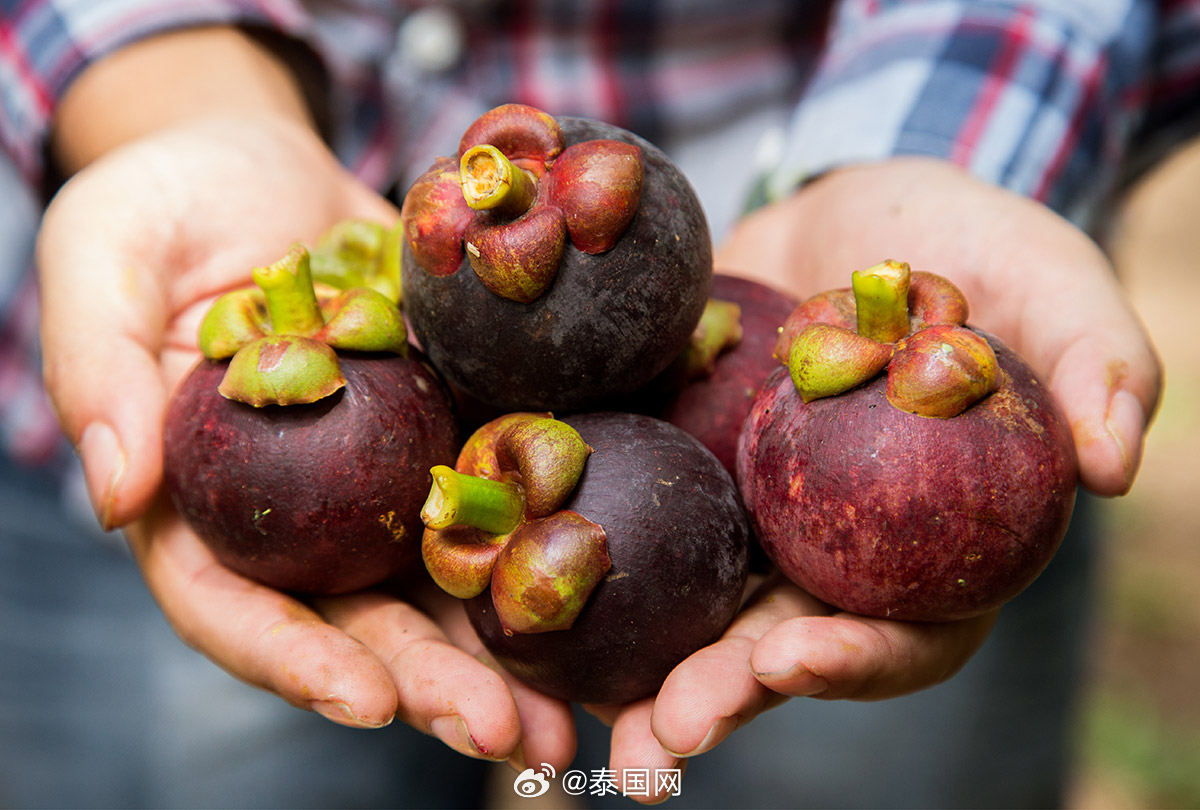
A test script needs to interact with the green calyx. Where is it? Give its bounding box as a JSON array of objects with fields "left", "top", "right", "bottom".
[
  {"left": 198, "top": 242, "right": 408, "bottom": 407},
  {"left": 675, "top": 297, "right": 744, "bottom": 381},
  {"left": 420, "top": 413, "right": 611, "bottom": 634},
  {"left": 782, "top": 261, "right": 997, "bottom": 417},
  {"left": 309, "top": 218, "right": 405, "bottom": 304}
]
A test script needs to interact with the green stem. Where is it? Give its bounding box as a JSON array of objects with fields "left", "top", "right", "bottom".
[
  {"left": 422, "top": 465, "right": 525, "bottom": 535},
  {"left": 460, "top": 144, "right": 538, "bottom": 217},
  {"left": 852, "top": 259, "right": 912, "bottom": 343},
  {"left": 252, "top": 245, "right": 325, "bottom": 337}
]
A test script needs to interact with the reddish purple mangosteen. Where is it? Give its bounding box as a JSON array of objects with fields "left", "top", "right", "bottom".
[
  {"left": 634, "top": 273, "right": 796, "bottom": 479},
  {"left": 163, "top": 238, "right": 459, "bottom": 594},
  {"left": 419, "top": 411, "right": 749, "bottom": 704},
  {"left": 737, "top": 260, "right": 1077, "bottom": 622},
  {"left": 399, "top": 103, "right": 713, "bottom": 413}
]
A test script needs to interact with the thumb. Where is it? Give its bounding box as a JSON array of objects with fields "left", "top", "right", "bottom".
[
  {"left": 1044, "top": 313, "right": 1161, "bottom": 498},
  {"left": 1000, "top": 227, "right": 1163, "bottom": 498},
  {"left": 36, "top": 184, "right": 171, "bottom": 530}
]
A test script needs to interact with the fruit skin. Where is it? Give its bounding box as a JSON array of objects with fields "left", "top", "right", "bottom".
[
  {"left": 402, "top": 116, "right": 712, "bottom": 413},
  {"left": 163, "top": 351, "right": 459, "bottom": 594},
  {"left": 466, "top": 412, "right": 749, "bottom": 704},
  {"left": 653, "top": 274, "right": 796, "bottom": 478},
  {"left": 737, "top": 330, "right": 1077, "bottom": 622}
]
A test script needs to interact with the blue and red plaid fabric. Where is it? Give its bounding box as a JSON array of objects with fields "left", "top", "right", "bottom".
[{"left": 2, "top": 0, "right": 1200, "bottom": 467}]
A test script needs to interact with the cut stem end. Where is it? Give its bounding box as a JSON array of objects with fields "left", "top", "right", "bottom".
[
  {"left": 422, "top": 465, "right": 525, "bottom": 535},
  {"left": 460, "top": 144, "right": 538, "bottom": 217}
]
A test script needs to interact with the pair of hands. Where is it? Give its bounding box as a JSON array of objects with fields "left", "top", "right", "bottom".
[{"left": 36, "top": 114, "right": 1159, "bottom": 802}]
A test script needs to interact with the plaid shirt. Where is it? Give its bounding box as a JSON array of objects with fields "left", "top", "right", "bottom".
[{"left": 2, "top": 0, "right": 1200, "bottom": 468}]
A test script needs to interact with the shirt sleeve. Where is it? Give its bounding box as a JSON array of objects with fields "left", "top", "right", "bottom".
[
  {"left": 0, "top": 0, "right": 314, "bottom": 189},
  {"left": 759, "top": 0, "right": 1164, "bottom": 225}
]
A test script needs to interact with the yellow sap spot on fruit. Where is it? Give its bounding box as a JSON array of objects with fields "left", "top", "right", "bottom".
[
  {"left": 965, "top": 551, "right": 982, "bottom": 563},
  {"left": 378, "top": 511, "right": 408, "bottom": 542},
  {"left": 958, "top": 578, "right": 967, "bottom": 586},
  {"left": 789, "top": 471, "right": 805, "bottom": 499}
]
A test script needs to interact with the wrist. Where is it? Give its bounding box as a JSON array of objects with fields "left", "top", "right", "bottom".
[{"left": 50, "top": 25, "right": 321, "bottom": 177}]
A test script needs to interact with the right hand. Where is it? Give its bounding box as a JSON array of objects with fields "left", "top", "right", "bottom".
[{"left": 36, "top": 114, "right": 577, "bottom": 771}]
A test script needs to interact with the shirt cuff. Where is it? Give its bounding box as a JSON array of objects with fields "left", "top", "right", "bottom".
[
  {"left": 0, "top": 0, "right": 312, "bottom": 188},
  {"left": 758, "top": 1, "right": 1155, "bottom": 225}
]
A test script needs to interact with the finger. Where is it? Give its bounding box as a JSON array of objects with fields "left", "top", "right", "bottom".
[
  {"left": 126, "top": 500, "right": 399, "bottom": 727},
  {"left": 1036, "top": 291, "right": 1161, "bottom": 496},
  {"left": 499, "top": 671, "right": 578, "bottom": 775},
  {"left": 974, "top": 209, "right": 1162, "bottom": 497},
  {"left": 607, "top": 699, "right": 688, "bottom": 805},
  {"left": 316, "top": 590, "right": 521, "bottom": 763},
  {"left": 403, "top": 584, "right": 579, "bottom": 773},
  {"left": 750, "top": 608, "right": 999, "bottom": 701},
  {"left": 648, "top": 579, "right": 819, "bottom": 759}
]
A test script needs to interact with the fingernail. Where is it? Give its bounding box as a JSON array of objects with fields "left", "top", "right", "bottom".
[
  {"left": 79, "top": 422, "right": 125, "bottom": 530},
  {"left": 506, "top": 743, "right": 526, "bottom": 773},
  {"left": 752, "top": 661, "right": 830, "bottom": 697},
  {"left": 1105, "top": 388, "right": 1146, "bottom": 484},
  {"left": 310, "top": 700, "right": 392, "bottom": 729},
  {"left": 430, "top": 714, "right": 504, "bottom": 761},
  {"left": 665, "top": 715, "right": 739, "bottom": 758},
  {"left": 639, "top": 758, "right": 687, "bottom": 805}
]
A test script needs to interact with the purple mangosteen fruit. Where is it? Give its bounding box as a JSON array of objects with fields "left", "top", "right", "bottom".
[
  {"left": 420, "top": 411, "right": 749, "bottom": 704},
  {"left": 163, "top": 240, "right": 459, "bottom": 594},
  {"left": 737, "top": 260, "right": 1077, "bottom": 622},
  {"left": 400, "top": 103, "right": 713, "bottom": 412},
  {"left": 640, "top": 273, "right": 796, "bottom": 479}
]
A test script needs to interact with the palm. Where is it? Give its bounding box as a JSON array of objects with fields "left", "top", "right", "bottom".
[{"left": 37, "top": 116, "right": 574, "bottom": 767}]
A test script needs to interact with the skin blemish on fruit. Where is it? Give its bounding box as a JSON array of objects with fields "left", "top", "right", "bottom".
[
  {"left": 257, "top": 339, "right": 290, "bottom": 372},
  {"left": 789, "top": 471, "right": 804, "bottom": 499}
]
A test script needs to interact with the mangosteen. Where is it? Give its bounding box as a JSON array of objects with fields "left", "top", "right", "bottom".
[
  {"left": 737, "top": 260, "right": 1077, "bottom": 622},
  {"left": 163, "top": 241, "right": 459, "bottom": 594},
  {"left": 400, "top": 103, "right": 713, "bottom": 412},
  {"left": 635, "top": 273, "right": 796, "bottom": 479},
  {"left": 419, "top": 411, "right": 749, "bottom": 704}
]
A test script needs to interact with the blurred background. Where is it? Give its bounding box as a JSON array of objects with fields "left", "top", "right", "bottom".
[{"left": 1063, "top": 140, "right": 1200, "bottom": 808}]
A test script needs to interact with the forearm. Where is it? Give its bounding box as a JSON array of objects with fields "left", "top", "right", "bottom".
[{"left": 50, "top": 25, "right": 319, "bottom": 177}]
